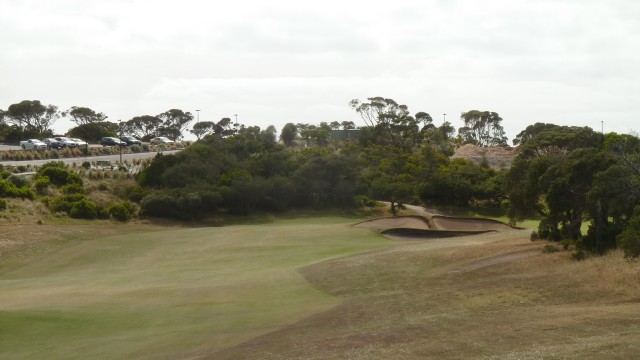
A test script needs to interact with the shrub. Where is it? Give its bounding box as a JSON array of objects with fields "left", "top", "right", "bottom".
[
  {"left": 61, "top": 183, "right": 85, "bottom": 195},
  {"left": 34, "top": 176, "right": 51, "bottom": 195},
  {"left": 530, "top": 231, "right": 540, "bottom": 241},
  {"left": 109, "top": 201, "right": 135, "bottom": 221},
  {"left": 571, "top": 249, "right": 589, "bottom": 261},
  {"left": 542, "top": 244, "right": 560, "bottom": 253},
  {"left": 0, "top": 198, "right": 6, "bottom": 210},
  {"left": 130, "top": 144, "right": 141, "bottom": 153},
  {"left": 49, "top": 193, "right": 87, "bottom": 213},
  {"left": 82, "top": 161, "right": 91, "bottom": 169},
  {"left": 6, "top": 174, "right": 29, "bottom": 188},
  {"left": 0, "top": 178, "right": 35, "bottom": 199},
  {"left": 37, "top": 162, "right": 83, "bottom": 187},
  {"left": 70, "top": 199, "right": 98, "bottom": 219},
  {"left": 617, "top": 206, "right": 640, "bottom": 259}
]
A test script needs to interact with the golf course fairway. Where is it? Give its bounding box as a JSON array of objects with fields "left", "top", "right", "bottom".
[{"left": 0, "top": 217, "right": 392, "bottom": 359}]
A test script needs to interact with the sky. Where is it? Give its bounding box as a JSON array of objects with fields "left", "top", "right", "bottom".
[{"left": 1, "top": 0, "right": 639, "bottom": 143}]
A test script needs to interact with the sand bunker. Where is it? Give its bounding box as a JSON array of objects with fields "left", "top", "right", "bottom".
[
  {"left": 354, "top": 216, "right": 430, "bottom": 231},
  {"left": 355, "top": 212, "right": 514, "bottom": 240},
  {"left": 431, "top": 216, "right": 513, "bottom": 232}
]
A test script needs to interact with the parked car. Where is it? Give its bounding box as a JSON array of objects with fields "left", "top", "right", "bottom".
[
  {"left": 42, "top": 138, "right": 65, "bottom": 149},
  {"left": 54, "top": 137, "right": 78, "bottom": 147},
  {"left": 100, "top": 137, "right": 125, "bottom": 146},
  {"left": 120, "top": 135, "right": 142, "bottom": 146},
  {"left": 150, "top": 137, "right": 175, "bottom": 145},
  {"left": 20, "top": 139, "right": 47, "bottom": 150},
  {"left": 71, "top": 138, "right": 88, "bottom": 147}
]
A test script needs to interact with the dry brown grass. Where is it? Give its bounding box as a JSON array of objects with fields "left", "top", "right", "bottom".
[{"left": 212, "top": 230, "right": 640, "bottom": 360}]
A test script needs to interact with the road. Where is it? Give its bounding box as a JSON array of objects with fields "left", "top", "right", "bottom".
[{"left": 0, "top": 150, "right": 180, "bottom": 167}]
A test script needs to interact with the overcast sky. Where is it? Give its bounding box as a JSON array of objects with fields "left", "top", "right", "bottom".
[{"left": 2, "top": 0, "right": 639, "bottom": 143}]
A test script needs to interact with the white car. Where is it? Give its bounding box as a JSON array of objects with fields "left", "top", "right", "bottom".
[
  {"left": 71, "top": 138, "right": 88, "bottom": 147},
  {"left": 150, "top": 137, "right": 175, "bottom": 145},
  {"left": 54, "top": 137, "right": 79, "bottom": 147},
  {"left": 20, "top": 139, "right": 47, "bottom": 150}
]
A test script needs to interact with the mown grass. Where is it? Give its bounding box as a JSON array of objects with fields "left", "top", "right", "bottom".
[{"left": 0, "top": 217, "right": 392, "bottom": 359}]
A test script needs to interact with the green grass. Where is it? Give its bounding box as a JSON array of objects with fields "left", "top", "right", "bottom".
[{"left": 0, "top": 217, "right": 392, "bottom": 359}]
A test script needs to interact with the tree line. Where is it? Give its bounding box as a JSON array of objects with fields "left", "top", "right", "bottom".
[
  {"left": 0, "top": 100, "right": 195, "bottom": 143},
  {"left": 0, "top": 98, "right": 510, "bottom": 147},
  {"left": 3, "top": 96, "right": 638, "bottom": 259}
]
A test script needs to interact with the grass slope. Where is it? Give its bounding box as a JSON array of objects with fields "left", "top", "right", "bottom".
[
  {"left": 0, "top": 217, "right": 391, "bottom": 359},
  {"left": 215, "top": 230, "right": 640, "bottom": 360}
]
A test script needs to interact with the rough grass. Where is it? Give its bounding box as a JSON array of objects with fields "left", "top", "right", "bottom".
[
  {"left": 2, "top": 214, "right": 640, "bottom": 359},
  {"left": 214, "top": 230, "right": 640, "bottom": 360},
  {"left": 0, "top": 217, "right": 391, "bottom": 360}
]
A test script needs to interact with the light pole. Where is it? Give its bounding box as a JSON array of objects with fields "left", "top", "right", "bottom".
[
  {"left": 601, "top": 120, "right": 604, "bottom": 134},
  {"left": 234, "top": 114, "right": 238, "bottom": 126},
  {"left": 196, "top": 109, "right": 200, "bottom": 123},
  {"left": 118, "top": 120, "right": 123, "bottom": 165},
  {"left": 443, "top": 113, "right": 446, "bottom": 124}
]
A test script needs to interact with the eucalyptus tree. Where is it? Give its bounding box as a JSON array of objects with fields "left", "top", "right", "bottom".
[
  {"left": 349, "top": 97, "right": 432, "bottom": 149},
  {"left": 5, "top": 100, "right": 59, "bottom": 136},
  {"left": 157, "top": 109, "right": 194, "bottom": 140},
  {"left": 458, "top": 110, "right": 508, "bottom": 147}
]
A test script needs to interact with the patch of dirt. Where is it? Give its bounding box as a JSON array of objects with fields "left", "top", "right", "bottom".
[{"left": 451, "top": 143, "right": 520, "bottom": 169}]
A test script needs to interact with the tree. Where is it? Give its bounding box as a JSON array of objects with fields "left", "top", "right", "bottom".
[
  {"left": 68, "top": 121, "right": 119, "bottom": 143},
  {"left": 280, "top": 123, "right": 298, "bottom": 147},
  {"left": 341, "top": 121, "right": 356, "bottom": 130},
  {"left": 213, "top": 117, "right": 237, "bottom": 138},
  {"left": 157, "top": 109, "right": 193, "bottom": 140},
  {"left": 63, "top": 106, "right": 108, "bottom": 126},
  {"left": 125, "top": 115, "right": 162, "bottom": 141},
  {"left": 191, "top": 121, "right": 216, "bottom": 140},
  {"left": 5, "top": 100, "right": 59, "bottom": 136},
  {"left": 349, "top": 97, "right": 430, "bottom": 148},
  {"left": 458, "top": 110, "right": 508, "bottom": 147}
]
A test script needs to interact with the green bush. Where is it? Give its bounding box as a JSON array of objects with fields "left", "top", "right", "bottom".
[
  {"left": 0, "top": 198, "right": 6, "bottom": 210},
  {"left": 34, "top": 176, "right": 51, "bottom": 195},
  {"left": 70, "top": 199, "right": 98, "bottom": 219},
  {"left": 36, "top": 162, "right": 83, "bottom": 187},
  {"left": 109, "top": 201, "right": 135, "bottom": 221},
  {"left": 617, "top": 206, "right": 640, "bottom": 259},
  {"left": 571, "top": 248, "right": 589, "bottom": 261},
  {"left": 0, "top": 178, "right": 35, "bottom": 199},
  {"left": 530, "top": 231, "right": 540, "bottom": 241},
  {"left": 130, "top": 144, "right": 142, "bottom": 153},
  {"left": 82, "top": 161, "right": 91, "bottom": 169},
  {"left": 61, "top": 183, "right": 85, "bottom": 195},
  {"left": 6, "top": 174, "right": 29, "bottom": 188},
  {"left": 49, "top": 193, "right": 87, "bottom": 214}
]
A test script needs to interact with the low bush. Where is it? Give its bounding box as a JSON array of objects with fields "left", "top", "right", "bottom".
[
  {"left": 542, "top": 244, "right": 560, "bottom": 253},
  {"left": 0, "top": 198, "right": 6, "bottom": 210},
  {"left": 70, "top": 199, "right": 98, "bottom": 219},
  {"left": 109, "top": 201, "right": 136, "bottom": 221},
  {"left": 6, "top": 174, "right": 29, "bottom": 188},
  {"left": 34, "top": 176, "right": 51, "bottom": 195},
  {"left": 530, "top": 231, "right": 540, "bottom": 241}
]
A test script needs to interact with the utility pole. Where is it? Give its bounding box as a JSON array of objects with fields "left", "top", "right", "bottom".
[{"left": 118, "top": 119, "right": 123, "bottom": 165}]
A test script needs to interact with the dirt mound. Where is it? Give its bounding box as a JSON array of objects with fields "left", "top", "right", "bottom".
[{"left": 451, "top": 144, "right": 520, "bottom": 169}]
